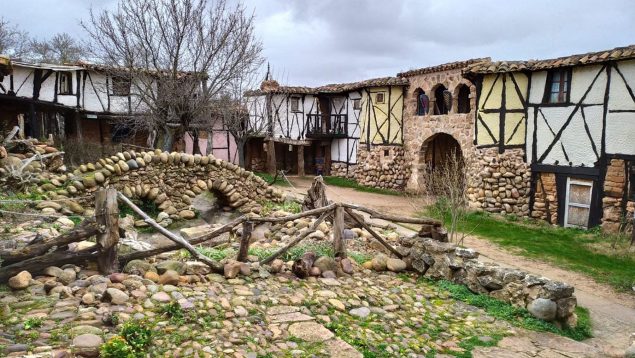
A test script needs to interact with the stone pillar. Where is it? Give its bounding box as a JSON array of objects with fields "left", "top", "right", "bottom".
[
  {"left": 297, "top": 145, "right": 305, "bottom": 177},
  {"left": 266, "top": 139, "right": 276, "bottom": 174}
]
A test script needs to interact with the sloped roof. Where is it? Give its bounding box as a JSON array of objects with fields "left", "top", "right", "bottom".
[
  {"left": 245, "top": 76, "right": 408, "bottom": 96},
  {"left": 464, "top": 44, "right": 635, "bottom": 74},
  {"left": 397, "top": 58, "right": 490, "bottom": 77}
]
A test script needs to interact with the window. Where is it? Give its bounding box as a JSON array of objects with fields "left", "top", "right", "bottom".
[
  {"left": 457, "top": 84, "right": 471, "bottom": 113},
  {"left": 564, "top": 178, "right": 593, "bottom": 228},
  {"left": 290, "top": 97, "right": 300, "bottom": 112},
  {"left": 58, "top": 72, "right": 73, "bottom": 95},
  {"left": 352, "top": 98, "right": 361, "bottom": 110},
  {"left": 543, "top": 69, "right": 571, "bottom": 104},
  {"left": 112, "top": 76, "right": 131, "bottom": 96},
  {"left": 375, "top": 92, "right": 385, "bottom": 103},
  {"left": 415, "top": 88, "right": 429, "bottom": 115},
  {"left": 111, "top": 124, "right": 131, "bottom": 143},
  {"left": 433, "top": 85, "right": 450, "bottom": 115}
]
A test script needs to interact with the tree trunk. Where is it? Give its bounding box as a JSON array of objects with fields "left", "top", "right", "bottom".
[
  {"left": 161, "top": 126, "right": 174, "bottom": 152},
  {"left": 192, "top": 130, "right": 201, "bottom": 155},
  {"left": 237, "top": 138, "right": 246, "bottom": 168}
]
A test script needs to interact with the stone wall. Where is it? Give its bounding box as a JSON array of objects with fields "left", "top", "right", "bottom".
[
  {"left": 531, "top": 172, "right": 558, "bottom": 224},
  {"left": 353, "top": 145, "right": 409, "bottom": 190},
  {"left": 602, "top": 159, "right": 634, "bottom": 232},
  {"left": 401, "top": 237, "right": 578, "bottom": 327},
  {"left": 330, "top": 162, "right": 357, "bottom": 179},
  {"left": 35, "top": 149, "right": 284, "bottom": 220},
  {"left": 467, "top": 148, "right": 531, "bottom": 217}
]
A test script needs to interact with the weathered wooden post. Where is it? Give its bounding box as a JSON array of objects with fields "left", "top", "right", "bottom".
[
  {"left": 333, "top": 204, "right": 346, "bottom": 258},
  {"left": 237, "top": 221, "right": 254, "bottom": 262},
  {"left": 95, "top": 188, "right": 119, "bottom": 274}
]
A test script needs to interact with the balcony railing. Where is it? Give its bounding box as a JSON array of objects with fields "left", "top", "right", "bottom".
[{"left": 305, "top": 114, "right": 348, "bottom": 138}]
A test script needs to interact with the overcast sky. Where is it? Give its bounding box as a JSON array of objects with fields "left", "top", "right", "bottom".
[{"left": 4, "top": 0, "right": 635, "bottom": 87}]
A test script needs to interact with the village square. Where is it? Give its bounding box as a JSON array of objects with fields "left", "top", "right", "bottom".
[{"left": 0, "top": 0, "right": 633, "bottom": 357}]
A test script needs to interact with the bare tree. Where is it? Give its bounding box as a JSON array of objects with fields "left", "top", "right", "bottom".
[
  {"left": 420, "top": 149, "right": 471, "bottom": 244},
  {"left": 0, "top": 17, "right": 29, "bottom": 58},
  {"left": 28, "top": 33, "right": 85, "bottom": 64},
  {"left": 82, "top": 0, "right": 263, "bottom": 151}
]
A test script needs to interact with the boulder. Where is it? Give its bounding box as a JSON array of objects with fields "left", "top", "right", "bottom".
[
  {"left": 340, "top": 258, "right": 354, "bottom": 274},
  {"left": 158, "top": 270, "right": 180, "bottom": 285},
  {"left": 8, "top": 271, "right": 31, "bottom": 290},
  {"left": 371, "top": 254, "right": 388, "bottom": 272},
  {"left": 386, "top": 258, "right": 407, "bottom": 272},
  {"left": 72, "top": 334, "right": 103, "bottom": 357},
  {"left": 178, "top": 210, "right": 196, "bottom": 219},
  {"left": 349, "top": 306, "right": 371, "bottom": 318},
  {"left": 224, "top": 260, "right": 242, "bottom": 279},
  {"left": 527, "top": 298, "right": 557, "bottom": 321},
  {"left": 313, "top": 256, "right": 337, "bottom": 273},
  {"left": 156, "top": 260, "right": 186, "bottom": 275},
  {"left": 106, "top": 288, "right": 129, "bottom": 305},
  {"left": 123, "top": 259, "right": 157, "bottom": 276},
  {"left": 270, "top": 259, "right": 284, "bottom": 273}
]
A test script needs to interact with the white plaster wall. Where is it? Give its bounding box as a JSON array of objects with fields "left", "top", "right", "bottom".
[
  {"left": 246, "top": 95, "right": 267, "bottom": 135},
  {"left": 528, "top": 71, "right": 547, "bottom": 104},
  {"left": 606, "top": 60, "right": 635, "bottom": 155},
  {"left": 570, "top": 65, "right": 606, "bottom": 104}
]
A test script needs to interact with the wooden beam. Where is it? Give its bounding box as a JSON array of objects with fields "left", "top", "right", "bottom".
[
  {"left": 344, "top": 208, "right": 403, "bottom": 258},
  {"left": 341, "top": 203, "right": 441, "bottom": 226},
  {"left": 95, "top": 189, "right": 119, "bottom": 274},
  {"left": 333, "top": 205, "right": 346, "bottom": 258},
  {"left": 0, "top": 247, "right": 99, "bottom": 282},
  {"left": 297, "top": 145, "right": 305, "bottom": 176},
  {"left": 266, "top": 139, "right": 276, "bottom": 174},
  {"left": 249, "top": 203, "right": 336, "bottom": 223},
  {"left": 236, "top": 221, "right": 253, "bottom": 262}
]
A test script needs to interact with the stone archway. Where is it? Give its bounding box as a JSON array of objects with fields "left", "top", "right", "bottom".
[{"left": 418, "top": 133, "right": 463, "bottom": 185}]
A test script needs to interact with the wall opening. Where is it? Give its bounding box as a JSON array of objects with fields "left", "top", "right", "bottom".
[
  {"left": 414, "top": 88, "right": 429, "bottom": 116},
  {"left": 457, "top": 84, "right": 471, "bottom": 114},
  {"left": 433, "top": 85, "right": 449, "bottom": 115},
  {"left": 418, "top": 133, "right": 464, "bottom": 189}
]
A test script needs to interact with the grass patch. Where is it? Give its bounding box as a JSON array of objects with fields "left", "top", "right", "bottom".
[
  {"left": 322, "top": 176, "right": 402, "bottom": 196},
  {"left": 193, "top": 241, "right": 338, "bottom": 263},
  {"left": 431, "top": 278, "right": 592, "bottom": 341},
  {"left": 255, "top": 172, "right": 290, "bottom": 186},
  {"left": 423, "top": 207, "right": 635, "bottom": 292},
  {"left": 259, "top": 200, "right": 302, "bottom": 216}
]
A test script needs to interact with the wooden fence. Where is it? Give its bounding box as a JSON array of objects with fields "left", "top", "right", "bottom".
[{"left": 0, "top": 189, "right": 443, "bottom": 281}]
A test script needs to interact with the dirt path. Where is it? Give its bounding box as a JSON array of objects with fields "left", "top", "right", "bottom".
[{"left": 282, "top": 177, "right": 635, "bottom": 354}]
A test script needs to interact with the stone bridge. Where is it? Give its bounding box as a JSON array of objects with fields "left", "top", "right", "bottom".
[{"left": 36, "top": 149, "right": 284, "bottom": 220}]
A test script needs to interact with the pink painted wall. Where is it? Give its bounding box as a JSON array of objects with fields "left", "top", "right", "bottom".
[{"left": 183, "top": 124, "right": 238, "bottom": 164}]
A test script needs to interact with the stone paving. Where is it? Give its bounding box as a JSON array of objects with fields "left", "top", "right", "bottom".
[{"left": 0, "top": 265, "right": 514, "bottom": 357}]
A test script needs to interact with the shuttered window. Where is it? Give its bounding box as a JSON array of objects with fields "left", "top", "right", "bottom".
[{"left": 564, "top": 178, "right": 593, "bottom": 228}]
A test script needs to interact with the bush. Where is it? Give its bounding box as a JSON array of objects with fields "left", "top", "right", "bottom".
[
  {"left": 100, "top": 336, "right": 135, "bottom": 358},
  {"left": 56, "top": 137, "right": 116, "bottom": 169},
  {"left": 119, "top": 321, "right": 152, "bottom": 355}
]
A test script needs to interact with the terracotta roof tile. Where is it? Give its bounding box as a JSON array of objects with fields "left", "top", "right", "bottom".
[
  {"left": 464, "top": 44, "right": 635, "bottom": 74},
  {"left": 245, "top": 76, "right": 408, "bottom": 96},
  {"left": 397, "top": 58, "right": 490, "bottom": 77}
]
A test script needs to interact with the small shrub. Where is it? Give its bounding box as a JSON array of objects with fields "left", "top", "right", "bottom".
[
  {"left": 119, "top": 320, "right": 152, "bottom": 355},
  {"left": 159, "top": 302, "right": 185, "bottom": 323},
  {"left": 57, "top": 138, "right": 116, "bottom": 169},
  {"left": 100, "top": 336, "right": 135, "bottom": 358},
  {"left": 23, "top": 317, "right": 43, "bottom": 330}
]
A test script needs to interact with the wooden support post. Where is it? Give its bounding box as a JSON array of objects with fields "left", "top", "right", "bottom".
[
  {"left": 297, "top": 145, "right": 305, "bottom": 177},
  {"left": 266, "top": 139, "right": 276, "bottom": 174},
  {"left": 95, "top": 188, "right": 119, "bottom": 274},
  {"left": 237, "top": 221, "right": 253, "bottom": 262},
  {"left": 344, "top": 208, "right": 403, "bottom": 259},
  {"left": 333, "top": 205, "right": 346, "bottom": 258}
]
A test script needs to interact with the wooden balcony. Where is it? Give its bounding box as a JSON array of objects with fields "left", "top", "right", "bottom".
[{"left": 305, "top": 114, "right": 348, "bottom": 138}]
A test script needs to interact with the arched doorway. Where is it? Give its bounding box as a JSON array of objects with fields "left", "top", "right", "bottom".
[{"left": 420, "top": 133, "right": 463, "bottom": 172}]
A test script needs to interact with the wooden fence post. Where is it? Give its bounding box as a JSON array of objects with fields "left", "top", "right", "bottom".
[
  {"left": 333, "top": 204, "right": 346, "bottom": 258},
  {"left": 95, "top": 188, "right": 119, "bottom": 274},
  {"left": 237, "top": 221, "right": 253, "bottom": 262}
]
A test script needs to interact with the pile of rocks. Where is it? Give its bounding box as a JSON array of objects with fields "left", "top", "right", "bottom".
[
  {"left": 329, "top": 162, "right": 356, "bottom": 179},
  {"left": 0, "top": 138, "right": 65, "bottom": 178},
  {"left": 467, "top": 147, "right": 531, "bottom": 217},
  {"left": 32, "top": 149, "right": 284, "bottom": 221},
  {"left": 353, "top": 146, "right": 410, "bottom": 190},
  {"left": 394, "top": 237, "right": 578, "bottom": 328}
]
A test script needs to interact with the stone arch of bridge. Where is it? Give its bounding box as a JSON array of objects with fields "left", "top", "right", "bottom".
[{"left": 36, "top": 150, "right": 284, "bottom": 220}]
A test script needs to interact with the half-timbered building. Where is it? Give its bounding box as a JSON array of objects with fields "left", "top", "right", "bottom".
[
  {"left": 465, "top": 45, "right": 635, "bottom": 231},
  {"left": 244, "top": 77, "right": 407, "bottom": 185}
]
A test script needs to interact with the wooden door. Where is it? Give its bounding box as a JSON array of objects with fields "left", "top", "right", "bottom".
[{"left": 564, "top": 178, "right": 593, "bottom": 228}]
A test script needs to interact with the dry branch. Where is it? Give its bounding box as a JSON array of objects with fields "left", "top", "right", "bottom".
[
  {"left": 344, "top": 208, "right": 403, "bottom": 259},
  {"left": 0, "top": 220, "right": 101, "bottom": 267},
  {"left": 0, "top": 247, "right": 99, "bottom": 282},
  {"left": 249, "top": 203, "right": 337, "bottom": 223},
  {"left": 117, "top": 192, "right": 223, "bottom": 273},
  {"left": 260, "top": 210, "right": 331, "bottom": 265}
]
